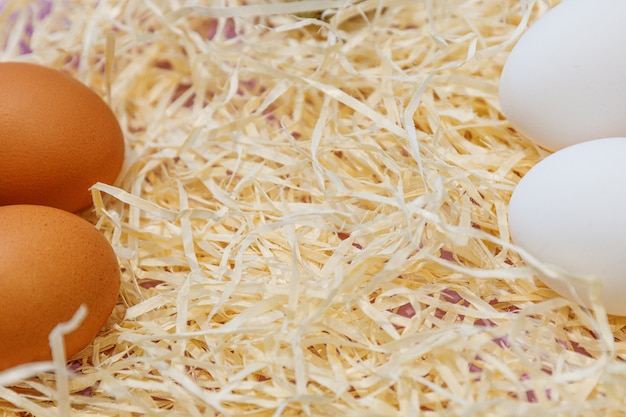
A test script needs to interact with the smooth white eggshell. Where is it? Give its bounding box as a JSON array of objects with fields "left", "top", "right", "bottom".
[
  {"left": 508, "top": 137, "right": 626, "bottom": 315},
  {"left": 499, "top": 0, "right": 626, "bottom": 151}
]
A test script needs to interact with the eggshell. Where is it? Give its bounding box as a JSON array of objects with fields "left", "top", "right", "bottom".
[
  {"left": 0, "top": 204, "right": 120, "bottom": 370},
  {"left": 508, "top": 137, "right": 626, "bottom": 316},
  {"left": 499, "top": 0, "right": 626, "bottom": 151},
  {"left": 0, "top": 62, "right": 125, "bottom": 212}
]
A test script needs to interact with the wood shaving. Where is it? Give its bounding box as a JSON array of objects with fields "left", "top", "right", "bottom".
[{"left": 2, "top": 0, "right": 626, "bottom": 415}]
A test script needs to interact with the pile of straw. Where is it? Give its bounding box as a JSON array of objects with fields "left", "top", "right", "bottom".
[{"left": 2, "top": 0, "right": 625, "bottom": 415}]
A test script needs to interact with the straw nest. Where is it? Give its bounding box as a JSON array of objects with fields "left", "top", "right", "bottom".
[{"left": 2, "top": 0, "right": 626, "bottom": 416}]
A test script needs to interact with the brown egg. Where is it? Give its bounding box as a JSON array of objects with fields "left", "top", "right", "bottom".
[
  {"left": 0, "top": 204, "right": 120, "bottom": 371},
  {"left": 0, "top": 62, "right": 125, "bottom": 213}
]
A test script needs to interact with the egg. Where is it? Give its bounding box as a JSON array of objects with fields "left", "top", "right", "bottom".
[
  {"left": 499, "top": 0, "right": 626, "bottom": 151},
  {"left": 508, "top": 137, "right": 626, "bottom": 315},
  {"left": 0, "top": 62, "right": 125, "bottom": 213},
  {"left": 0, "top": 204, "right": 120, "bottom": 370}
]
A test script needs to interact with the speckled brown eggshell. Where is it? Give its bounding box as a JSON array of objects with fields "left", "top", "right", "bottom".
[
  {"left": 0, "top": 62, "right": 125, "bottom": 213},
  {"left": 0, "top": 204, "right": 121, "bottom": 371}
]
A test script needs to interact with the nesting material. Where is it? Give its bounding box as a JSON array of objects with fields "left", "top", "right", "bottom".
[{"left": 1, "top": 0, "right": 625, "bottom": 415}]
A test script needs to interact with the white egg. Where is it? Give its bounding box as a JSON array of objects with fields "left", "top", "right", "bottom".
[
  {"left": 508, "top": 137, "right": 626, "bottom": 315},
  {"left": 499, "top": 0, "right": 626, "bottom": 151}
]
